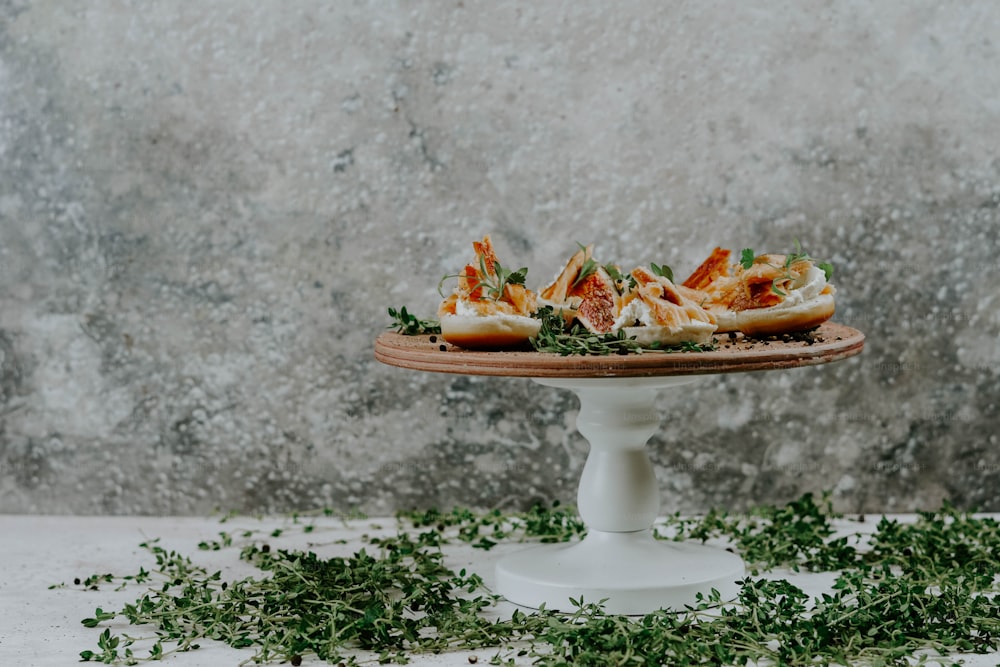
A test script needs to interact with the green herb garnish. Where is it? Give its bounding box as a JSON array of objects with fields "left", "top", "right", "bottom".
[
  {"left": 783, "top": 239, "right": 811, "bottom": 268},
  {"left": 604, "top": 264, "right": 636, "bottom": 291},
  {"left": 740, "top": 241, "right": 835, "bottom": 297},
  {"left": 650, "top": 262, "right": 674, "bottom": 282},
  {"left": 530, "top": 306, "right": 642, "bottom": 356},
  {"left": 569, "top": 242, "right": 599, "bottom": 291},
  {"left": 437, "top": 256, "right": 528, "bottom": 302},
  {"left": 387, "top": 306, "right": 441, "bottom": 335},
  {"left": 603, "top": 263, "right": 624, "bottom": 282},
  {"left": 528, "top": 306, "right": 715, "bottom": 356}
]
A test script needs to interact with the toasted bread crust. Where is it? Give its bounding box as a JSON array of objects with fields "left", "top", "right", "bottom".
[
  {"left": 736, "top": 293, "right": 836, "bottom": 336},
  {"left": 440, "top": 314, "right": 541, "bottom": 349},
  {"left": 683, "top": 247, "right": 731, "bottom": 290},
  {"left": 539, "top": 244, "right": 593, "bottom": 304}
]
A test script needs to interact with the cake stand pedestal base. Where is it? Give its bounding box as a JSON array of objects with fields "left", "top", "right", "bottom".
[
  {"left": 496, "top": 376, "right": 744, "bottom": 614},
  {"left": 495, "top": 529, "right": 744, "bottom": 615}
]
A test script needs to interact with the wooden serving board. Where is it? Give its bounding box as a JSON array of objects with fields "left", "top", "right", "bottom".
[{"left": 374, "top": 321, "right": 864, "bottom": 378}]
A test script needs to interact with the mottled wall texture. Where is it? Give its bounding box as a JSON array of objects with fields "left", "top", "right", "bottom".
[{"left": 1, "top": 1, "right": 998, "bottom": 516}]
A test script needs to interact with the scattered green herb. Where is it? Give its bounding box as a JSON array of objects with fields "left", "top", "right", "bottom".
[
  {"left": 74, "top": 494, "right": 1000, "bottom": 666},
  {"left": 196, "top": 531, "right": 233, "bottom": 551},
  {"left": 662, "top": 492, "right": 858, "bottom": 573},
  {"left": 398, "top": 500, "right": 587, "bottom": 549},
  {"left": 387, "top": 306, "right": 441, "bottom": 335},
  {"left": 75, "top": 494, "right": 1000, "bottom": 666}
]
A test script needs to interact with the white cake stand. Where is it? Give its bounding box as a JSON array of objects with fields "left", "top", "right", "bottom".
[{"left": 375, "top": 322, "right": 864, "bottom": 614}]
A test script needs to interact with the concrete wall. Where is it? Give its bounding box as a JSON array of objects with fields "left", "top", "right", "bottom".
[{"left": 2, "top": 1, "right": 998, "bottom": 515}]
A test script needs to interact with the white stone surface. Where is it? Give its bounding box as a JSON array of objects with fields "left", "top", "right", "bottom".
[{"left": 1, "top": 513, "right": 999, "bottom": 666}]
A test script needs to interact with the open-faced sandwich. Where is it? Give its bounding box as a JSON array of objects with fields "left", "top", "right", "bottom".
[
  {"left": 537, "top": 243, "right": 599, "bottom": 323},
  {"left": 682, "top": 246, "right": 835, "bottom": 336},
  {"left": 539, "top": 244, "right": 718, "bottom": 347},
  {"left": 437, "top": 235, "right": 541, "bottom": 349},
  {"left": 537, "top": 243, "right": 628, "bottom": 332},
  {"left": 613, "top": 265, "right": 718, "bottom": 346}
]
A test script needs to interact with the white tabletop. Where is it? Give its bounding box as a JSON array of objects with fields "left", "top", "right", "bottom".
[{"left": 1, "top": 514, "right": 997, "bottom": 666}]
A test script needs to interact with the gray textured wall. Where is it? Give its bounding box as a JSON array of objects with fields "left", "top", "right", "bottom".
[{"left": 1, "top": 1, "right": 998, "bottom": 516}]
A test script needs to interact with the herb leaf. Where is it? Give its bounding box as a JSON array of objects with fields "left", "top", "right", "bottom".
[
  {"left": 529, "top": 306, "right": 715, "bottom": 356},
  {"left": 740, "top": 248, "right": 756, "bottom": 269},
  {"left": 650, "top": 262, "right": 674, "bottom": 282},
  {"left": 440, "top": 257, "right": 529, "bottom": 303},
  {"left": 388, "top": 306, "right": 441, "bottom": 335},
  {"left": 605, "top": 264, "right": 636, "bottom": 291},
  {"left": 570, "top": 242, "right": 599, "bottom": 291}
]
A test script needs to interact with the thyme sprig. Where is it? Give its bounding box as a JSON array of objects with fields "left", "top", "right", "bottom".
[
  {"left": 76, "top": 494, "right": 1000, "bottom": 665},
  {"left": 662, "top": 492, "right": 859, "bottom": 573},
  {"left": 398, "top": 500, "right": 587, "bottom": 550},
  {"left": 387, "top": 306, "right": 441, "bottom": 335},
  {"left": 530, "top": 306, "right": 643, "bottom": 356},
  {"left": 528, "top": 306, "right": 717, "bottom": 356}
]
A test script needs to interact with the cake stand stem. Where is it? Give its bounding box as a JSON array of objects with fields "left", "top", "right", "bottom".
[
  {"left": 495, "top": 375, "right": 745, "bottom": 614},
  {"left": 574, "top": 383, "right": 661, "bottom": 532}
]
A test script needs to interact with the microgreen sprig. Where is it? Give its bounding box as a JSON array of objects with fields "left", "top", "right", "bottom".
[
  {"left": 603, "top": 264, "right": 636, "bottom": 291},
  {"left": 437, "top": 256, "right": 528, "bottom": 302},
  {"left": 649, "top": 262, "right": 675, "bottom": 282},
  {"left": 569, "top": 242, "right": 599, "bottom": 291},
  {"left": 740, "top": 241, "right": 834, "bottom": 296}
]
